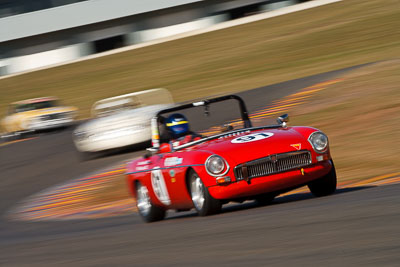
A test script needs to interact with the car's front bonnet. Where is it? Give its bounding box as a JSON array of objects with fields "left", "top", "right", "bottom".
[{"left": 191, "top": 128, "right": 312, "bottom": 164}]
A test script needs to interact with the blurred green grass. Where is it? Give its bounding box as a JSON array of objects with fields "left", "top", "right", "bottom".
[
  {"left": 291, "top": 60, "right": 400, "bottom": 181},
  {"left": 0, "top": 0, "right": 399, "bottom": 120}
]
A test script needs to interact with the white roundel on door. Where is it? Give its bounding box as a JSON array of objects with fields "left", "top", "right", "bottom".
[
  {"left": 151, "top": 168, "right": 171, "bottom": 205},
  {"left": 231, "top": 132, "right": 274, "bottom": 143}
]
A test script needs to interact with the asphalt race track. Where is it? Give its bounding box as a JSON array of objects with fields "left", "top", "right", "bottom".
[{"left": 1, "top": 66, "right": 399, "bottom": 266}]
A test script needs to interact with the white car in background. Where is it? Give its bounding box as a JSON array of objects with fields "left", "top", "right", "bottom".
[{"left": 73, "top": 88, "right": 174, "bottom": 158}]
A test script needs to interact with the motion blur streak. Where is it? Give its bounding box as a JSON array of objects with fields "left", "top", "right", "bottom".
[
  {"left": 9, "top": 165, "right": 136, "bottom": 221},
  {"left": 0, "top": 137, "right": 37, "bottom": 147},
  {"left": 201, "top": 79, "right": 343, "bottom": 136},
  {"left": 8, "top": 166, "right": 400, "bottom": 222}
]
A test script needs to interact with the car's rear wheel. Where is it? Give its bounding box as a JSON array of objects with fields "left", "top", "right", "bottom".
[
  {"left": 189, "top": 170, "right": 221, "bottom": 216},
  {"left": 136, "top": 181, "right": 166, "bottom": 222},
  {"left": 308, "top": 160, "right": 337, "bottom": 197},
  {"left": 2, "top": 131, "right": 23, "bottom": 142},
  {"left": 1, "top": 132, "right": 13, "bottom": 142}
]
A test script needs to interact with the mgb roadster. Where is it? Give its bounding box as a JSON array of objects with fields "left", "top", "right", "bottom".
[{"left": 126, "top": 95, "right": 336, "bottom": 222}]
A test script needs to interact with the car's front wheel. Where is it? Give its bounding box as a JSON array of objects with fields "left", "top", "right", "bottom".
[
  {"left": 308, "top": 160, "right": 337, "bottom": 197},
  {"left": 136, "top": 181, "right": 166, "bottom": 222},
  {"left": 189, "top": 170, "right": 221, "bottom": 216}
]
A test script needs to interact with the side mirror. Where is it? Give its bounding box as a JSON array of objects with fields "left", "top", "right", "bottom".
[
  {"left": 145, "top": 147, "right": 158, "bottom": 158},
  {"left": 204, "top": 104, "right": 210, "bottom": 117},
  {"left": 221, "top": 124, "right": 234, "bottom": 132},
  {"left": 277, "top": 114, "right": 289, "bottom": 128},
  {"left": 143, "top": 151, "right": 152, "bottom": 159}
]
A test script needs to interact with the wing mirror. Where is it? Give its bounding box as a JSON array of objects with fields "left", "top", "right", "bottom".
[
  {"left": 221, "top": 124, "right": 234, "bottom": 132},
  {"left": 277, "top": 114, "right": 289, "bottom": 128},
  {"left": 193, "top": 100, "right": 209, "bottom": 116},
  {"left": 204, "top": 104, "right": 210, "bottom": 117},
  {"left": 145, "top": 147, "right": 158, "bottom": 158}
]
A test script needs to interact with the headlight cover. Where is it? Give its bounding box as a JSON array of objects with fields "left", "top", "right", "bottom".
[
  {"left": 205, "top": 155, "right": 229, "bottom": 176},
  {"left": 308, "top": 131, "right": 328, "bottom": 153}
]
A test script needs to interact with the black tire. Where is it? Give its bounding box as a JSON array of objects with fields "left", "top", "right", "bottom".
[
  {"left": 135, "top": 181, "right": 166, "bottom": 223},
  {"left": 308, "top": 160, "right": 337, "bottom": 197},
  {"left": 188, "top": 170, "right": 221, "bottom": 216},
  {"left": 1, "top": 133, "right": 11, "bottom": 143},
  {"left": 19, "top": 130, "right": 33, "bottom": 140},
  {"left": 3, "top": 132, "right": 19, "bottom": 142},
  {"left": 255, "top": 193, "right": 275, "bottom": 206}
]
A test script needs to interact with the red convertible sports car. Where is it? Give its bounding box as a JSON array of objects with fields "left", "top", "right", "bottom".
[{"left": 126, "top": 95, "right": 336, "bottom": 222}]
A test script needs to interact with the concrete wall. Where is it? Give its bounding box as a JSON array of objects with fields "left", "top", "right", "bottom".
[
  {"left": 0, "top": 59, "right": 7, "bottom": 76},
  {"left": 262, "top": 0, "right": 299, "bottom": 10},
  {"left": 129, "top": 14, "right": 228, "bottom": 44},
  {"left": 0, "top": 0, "right": 204, "bottom": 43},
  {"left": 3, "top": 43, "right": 92, "bottom": 74},
  {"left": 0, "top": 0, "right": 307, "bottom": 77}
]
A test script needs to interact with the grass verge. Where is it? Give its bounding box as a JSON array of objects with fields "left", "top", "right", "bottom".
[{"left": 291, "top": 60, "right": 400, "bottom": 181}]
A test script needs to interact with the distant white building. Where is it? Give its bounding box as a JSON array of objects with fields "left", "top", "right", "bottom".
[{"left": 0, "top": 0, "right": 302, "bottom": 76}]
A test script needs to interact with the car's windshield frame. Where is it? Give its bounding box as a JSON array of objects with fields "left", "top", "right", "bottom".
[
  {"left": 12, "top": 100, "right": 58, "bottom": 113},
  {"left": 149, "top": 95, "right": 253, "bottom": 151},
  {"left": 172, "top": 125, "right": 282, "bottom": 151}
]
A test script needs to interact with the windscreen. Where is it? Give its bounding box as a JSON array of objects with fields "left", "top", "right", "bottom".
[
  {"left": 14, "top": 100, "right": 57, "bottom": 113},
  {"left": 159, "top": 98, "right": 248, "bottom": 143}
]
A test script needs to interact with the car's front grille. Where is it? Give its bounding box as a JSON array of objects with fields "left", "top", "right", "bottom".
[{"left": 234, "top": 150, "right": 312, "bottom": 181}]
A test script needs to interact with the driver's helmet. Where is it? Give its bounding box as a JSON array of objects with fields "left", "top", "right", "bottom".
[{"left": 165, "top": 113, "right": 189, "bottom": 138}]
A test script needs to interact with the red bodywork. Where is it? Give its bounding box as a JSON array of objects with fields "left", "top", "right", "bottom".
[{"left": 126, "top": 126, "right": 333, "bottom": 210}]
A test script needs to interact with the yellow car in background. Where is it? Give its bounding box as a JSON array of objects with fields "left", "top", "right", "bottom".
[{"left": 1, "top": 97, "right": 78, "bottom": 140}]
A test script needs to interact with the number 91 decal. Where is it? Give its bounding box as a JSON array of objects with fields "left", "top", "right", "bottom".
[{"left": 231, "top": 132, "right": 274, "bottom": 143}]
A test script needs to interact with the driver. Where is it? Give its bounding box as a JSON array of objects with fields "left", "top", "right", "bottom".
[{"left": 165, "top": 113, "right": 201, "bottom": 147}]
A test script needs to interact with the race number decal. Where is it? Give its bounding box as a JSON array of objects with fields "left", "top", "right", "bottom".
[
  {"left": 151, "top": 168, "right": 171, "bottom": 205},
  {"left": 231, "top": 132, "right": 274, "bottom": 143}
]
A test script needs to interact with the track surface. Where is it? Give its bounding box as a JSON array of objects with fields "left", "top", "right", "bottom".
[{"left": 1, "top": 66, "right": 399, "bottom": 266}]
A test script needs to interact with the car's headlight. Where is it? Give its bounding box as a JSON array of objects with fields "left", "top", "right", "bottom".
[
  {"left": 308, "top": 131, "right": 328, "bottom": 153},
  {"left": 205, "top": 155, "right": 229, "bottom": 176}
]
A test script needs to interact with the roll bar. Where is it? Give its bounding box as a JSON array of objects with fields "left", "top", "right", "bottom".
[{"left": 150, "top": 94, "right": 252, "bottom": 149}]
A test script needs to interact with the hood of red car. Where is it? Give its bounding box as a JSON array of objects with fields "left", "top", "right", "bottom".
[{"left": 188, "top": 127, "right": 314, "bottom": 164}]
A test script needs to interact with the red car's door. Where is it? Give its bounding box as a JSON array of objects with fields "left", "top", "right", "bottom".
[
  {"left": 146, "top": 152, "right": 193, "bottom": 209},
  {"left": 141, "top": 153, "right": 172, "bottom": 208}
]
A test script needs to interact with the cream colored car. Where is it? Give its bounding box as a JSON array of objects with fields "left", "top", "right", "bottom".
[
  {"left": 73, "top": 88, "right": 174, "bottom": 155},
  {"left": 1, "top": 97, "right": 78, "bottom": 139}
]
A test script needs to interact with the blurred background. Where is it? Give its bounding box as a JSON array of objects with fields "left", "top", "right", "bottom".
[
  {"left": 1, "top": 0, "right": 399, "bottom": 265},
  {"left": 0, "top": 0, "right": 399, "bottom": 185},
  {"left": 0, "top": 0, "right": 305, "bottom": 77}
]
